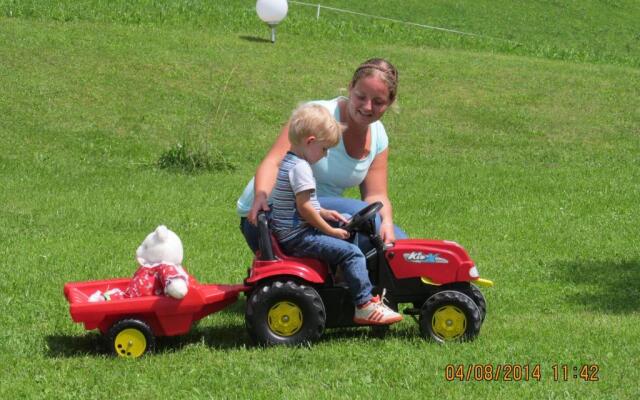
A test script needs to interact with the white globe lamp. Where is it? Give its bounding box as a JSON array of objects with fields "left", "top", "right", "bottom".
[{"left": 256, "top": 0, "right": 288, "bottom": 43}]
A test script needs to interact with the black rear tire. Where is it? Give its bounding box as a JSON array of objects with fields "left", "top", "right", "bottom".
[{"left": 245, "top": 280, "right": 326, "bottom": 346}]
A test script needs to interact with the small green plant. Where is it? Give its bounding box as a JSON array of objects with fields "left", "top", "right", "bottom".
[
  {"left": 157, "top": 65, "right": 237, "bottom": 174},
  {"left": 157, "top": 141, "right": 236, "bottom": 173}
]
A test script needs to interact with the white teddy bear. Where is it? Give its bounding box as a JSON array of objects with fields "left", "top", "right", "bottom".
[
  {"left": 89, "top": 225, "right": 189, "bottom": 301},
  {"left": 134, "top": 225, "right": 189, "bottom": 299}
]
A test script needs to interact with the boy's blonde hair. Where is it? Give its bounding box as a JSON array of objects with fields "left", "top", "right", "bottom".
[{"left": 288, "top": 104, "right": 342, "bottom": 147}]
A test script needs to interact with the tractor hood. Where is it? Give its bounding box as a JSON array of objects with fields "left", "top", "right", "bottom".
[{"left": 385, "top": 239, "right": 477, "bottom": 285}]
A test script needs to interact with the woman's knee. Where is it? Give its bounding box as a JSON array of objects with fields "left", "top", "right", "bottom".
[{"left": 240, "top": 218, "right": 260, "bottom": 253}]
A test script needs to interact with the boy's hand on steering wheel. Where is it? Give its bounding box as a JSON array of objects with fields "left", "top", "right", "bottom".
[{"left": 328, "top": 227, "right": 350, "bottom": 240}]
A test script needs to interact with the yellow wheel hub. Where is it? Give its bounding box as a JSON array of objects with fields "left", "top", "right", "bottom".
[
  {"left": 268, "top": 301, "right": 303, "bottom": 337},
  {"left": 432, "top": 305, "right": 467, "bottom": 340},
  {"left": 114, "top": 328, "right": 147, "bottom": 358}
]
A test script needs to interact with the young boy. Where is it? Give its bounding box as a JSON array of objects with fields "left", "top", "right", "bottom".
[{"left": 270, "top": 103, "right": 402, "bottom": 325}]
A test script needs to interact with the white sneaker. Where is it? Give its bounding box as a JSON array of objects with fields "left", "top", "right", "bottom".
[{"left": 354, "top": 295, "right": 403, "bottom": 325}]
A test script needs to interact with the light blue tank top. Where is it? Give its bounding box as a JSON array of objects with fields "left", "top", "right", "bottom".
[{"left": 236, "top": 97, "right": 389, "bottom": 217}]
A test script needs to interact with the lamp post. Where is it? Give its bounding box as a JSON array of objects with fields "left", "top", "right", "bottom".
[{"left": 256, "top": 0, "right": 288, "bottom": 43}]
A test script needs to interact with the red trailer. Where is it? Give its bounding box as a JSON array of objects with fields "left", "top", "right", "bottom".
[{"left": 64, "top": 277, "right": 246, "bottom": 357}]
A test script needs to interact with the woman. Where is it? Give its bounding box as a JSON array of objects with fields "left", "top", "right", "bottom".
[{"left": 237, "top": 58, "right": 407, "bottom": 252}]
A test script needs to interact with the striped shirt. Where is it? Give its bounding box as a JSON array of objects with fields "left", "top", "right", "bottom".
[{"left": 271, "top": 152, "right": 321, "bottom": 243}]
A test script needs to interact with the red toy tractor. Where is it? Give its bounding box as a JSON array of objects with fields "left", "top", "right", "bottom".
[
  {"left": 243, "top": 202, "right": 493, "bottom": 345},
  {"left": 64, "top": 202, "right": 492, "bottom": 356}
]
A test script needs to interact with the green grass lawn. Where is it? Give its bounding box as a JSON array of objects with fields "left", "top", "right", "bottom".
[{"left": 1, "top": 1, "right": 639, "bottom": 398}]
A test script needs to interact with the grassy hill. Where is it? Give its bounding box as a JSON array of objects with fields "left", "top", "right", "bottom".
[
  {"left": 3, "top": 0, "right": 639, "bottom": 66},
  {"left": 1, "top": 1, "right": 639, "bottom": 398}
]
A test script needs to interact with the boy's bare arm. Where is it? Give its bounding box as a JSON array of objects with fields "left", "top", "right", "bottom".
[{"left": 296, "top": 191, "right": 349, "bottom": 239}]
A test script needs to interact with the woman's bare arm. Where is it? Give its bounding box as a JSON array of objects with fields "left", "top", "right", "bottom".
[
  {"left": 360, "top": 149, "right": 395, "bottom": 243},
  {"left": 247, "top": 123, "right": 291, "bottom": 224}
]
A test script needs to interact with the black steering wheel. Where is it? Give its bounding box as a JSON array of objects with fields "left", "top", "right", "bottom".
[{"left": 342, "top": 201, "right": 383, "bottom": 233}]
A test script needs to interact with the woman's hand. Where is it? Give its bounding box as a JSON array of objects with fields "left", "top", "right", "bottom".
[
  {"left": 319, "top": 209, "right": 349, "bottom": 224},
  {"left": 379, "top": 221, "right": 396, "bottom": 245},
  {"left": 247, "top": 194, "right": 270, "bottom": 226}
]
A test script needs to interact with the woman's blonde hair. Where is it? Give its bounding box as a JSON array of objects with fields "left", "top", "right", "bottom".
[{"left": 288, "top": 104, "right": 342, "bottom": 147}]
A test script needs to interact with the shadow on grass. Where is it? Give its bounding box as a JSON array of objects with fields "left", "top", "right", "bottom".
[
  {"left": 46, "top": 332, "right": 104, "bottom": 358},
  {"left": 46, "top": 322, "right": 422, "bottom": 357},
  {"left": 238, "top": 35, "right": 272, "bottom": 43},
  {"left": 321, "top": 324, "right": 420, "bottom": 343},
  {"left": 45, "top": 303, "right": 250, "bottom": 358},
  {"left": 45, "top": 325, "right": 250, "bottom": 358},
  {"left": 551, "top": 259, "right": 640, "bottom": 313},
  {"left": 173, "top": 323, "right": 248, "bottom": 351},
  {"left": 45, "top": 301, "right": 423, "bottom": 357}
]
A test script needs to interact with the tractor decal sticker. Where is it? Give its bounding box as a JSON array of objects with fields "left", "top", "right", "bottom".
[{"left": 403, "top": 252, "right": 448, "bottom": 264}]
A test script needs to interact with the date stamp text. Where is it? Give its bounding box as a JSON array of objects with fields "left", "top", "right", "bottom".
[{"left": 444, "top": 364, "right": 600, "bottom": 382}]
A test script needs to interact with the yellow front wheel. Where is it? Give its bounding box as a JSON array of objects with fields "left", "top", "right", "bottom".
[
  {"left": 431, "top": 305, "right": 467, "bottom": 340},
  {"left": 108, "top": 319, "right": 155, "bottom": 358},
  {"left": 420, "top": 291, "right": 481, "bottom": 343}
]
